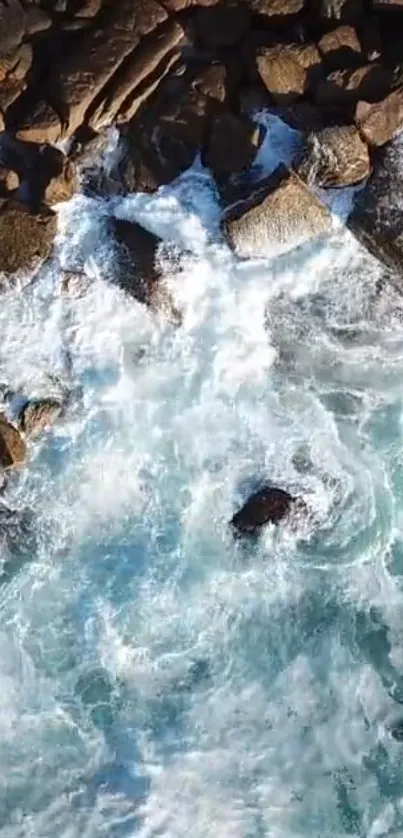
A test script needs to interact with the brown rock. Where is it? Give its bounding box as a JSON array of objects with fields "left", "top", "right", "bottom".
[
  {"left": 355, "top": 88, "right": 403, "bottom": 146},
  {"left": 245, "top": 0, "right": 305, "bottom": 16},
  {"left": 297, "top": 125, "right": 371, "bottom": 187},
  {"left": 74, "top": 0, "right": 103, "bottom": 17},
  {"left": 89, "top": 19, "right": 185, "bottom": 130},
  {"left": 315, "top": 64, "right": 392, "bottom": 111},
  {"left": 15, "top": 100, "right": 62, "bottom": 144},
  {"left": 25, "top": 6, "right": 51, "bottom": 34},
  {"left": 195, "top": 0, "right": 250, "bottom": 47},
  {"left": 0, "top": 167, "right": 19, "bottom": 193},
  {"left": 44, "top": 158, "right": 77, "bottom": 205},
  {"left": 0, "top": 416, "right": 26, "bottom": 469},
  {"left": 205, "top": 111, "right": 263, "bottom": 178},
  {"left": 230, "top": 486, "right": 297, "bottom": 534},
  {"left": 223, "top": 165, "right": 331, "bottom": 260},
  {"left": 194, "top": 64, "right": 228, "bottom": 103},
  {"left": 10, "top": 44, "right": 33, "bottom": 82},
  {"left": 53, "top": 0, "right": 168, "bottom": 139},
  {"left": 0, "top": 202, "right": 56, "bottom": 275},
  {"left": 19, "top": 399, "right": 63, "bottom": 439},
  {"left": 257, "top": 43, "right": 323, "bottom": 104},
  {"left": 318, "top": 25, "right": 362, "bottom": 69},
  {"left": 0, "top": 77, "right": 26, "bottom": 114},
  {"left": 0, "top": 0, "right": 25, "bottom": 58}
]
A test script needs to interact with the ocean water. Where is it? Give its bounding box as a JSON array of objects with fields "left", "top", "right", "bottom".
[{"left": 1, "top": 118, "right": 403, "bottom": 838}]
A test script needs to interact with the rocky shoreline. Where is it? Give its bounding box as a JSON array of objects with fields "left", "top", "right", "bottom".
[{"left": 1, "top": 0, "right": 403, "bottom": 482}]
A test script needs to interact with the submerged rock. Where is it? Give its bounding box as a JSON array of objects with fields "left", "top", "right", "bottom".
[
  {"left": 230, "top": 485, "right": 297, "bottom": 534},
  {"left": 19, "top": 398, "right": 63, "bottom": 439},
  {"left": 0, "top": 415, "right": 26, "bottom": 469},
  {"left": 223, "top": 165, "right": 331, "bottom": 260}
]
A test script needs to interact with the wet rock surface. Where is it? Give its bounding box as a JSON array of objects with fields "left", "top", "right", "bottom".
[
  {"left": 231, "top": 485, "right": 297, "bottom": 533},
  {"left": 0, "top": 416, "right": 27, "bottom": 469}
]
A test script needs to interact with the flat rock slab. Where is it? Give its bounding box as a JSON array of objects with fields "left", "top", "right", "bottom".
[
  {"left": 0, "top": 417, "right": 26, "bottom": 469},
  {"left": 0, "top": 202, "right": 56, "bottom": 276},
  {"left": 223, "top": 165, "right": 332, "bottom": 260}
]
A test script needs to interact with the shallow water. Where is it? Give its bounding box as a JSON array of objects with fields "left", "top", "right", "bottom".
[{"left": 1, "top": 122, "right": 403, "bottom": 838}]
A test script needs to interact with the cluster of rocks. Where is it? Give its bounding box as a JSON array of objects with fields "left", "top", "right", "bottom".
[
  {"left": 0, "top": 397, "right": 63, "bottom": 479},
  {"left": 0, "top": 0, "right": 401, "bottom": 285}
]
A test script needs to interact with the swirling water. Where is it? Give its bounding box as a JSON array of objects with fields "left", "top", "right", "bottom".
[{"left": 2, "top": 121, "right": 403, "bottom": 838}]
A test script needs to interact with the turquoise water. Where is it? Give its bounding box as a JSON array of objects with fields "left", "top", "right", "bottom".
[{"left": 1, "top": 134, "right": 403, "bottom": 837}]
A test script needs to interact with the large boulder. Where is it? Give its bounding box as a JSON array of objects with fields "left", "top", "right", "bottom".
[
  {"left": 318, "top": 25, "right": 363, "bottom": 70},
  {"left": 204, "top": 111, "right": 263, "bottom": 180},
  {"left": 230, "top": 486, "right": 297, "bottom": 534},
  {"left": 0, "top": 416, "right": 26, "bottom": 469},
  {"left": 297, "top": 125, "right": 371, "bottom": 187},
  {"left": 256, "top": 43, "right": 323, "bottom": 104},
  {"left": 109, "top": 217, "right": 162, "bottom": 304},
  {"left": 0, "top": 201, "right": 56, "bottom": 276},
  {"left": 355, "top": 87, "right": 403, "bottom": 146},
  {"left": 223, "top": 165, "right": 332, "bottom": 260},
  {"left": 347, "top": 137, "right": 403, "bottom": 276}
]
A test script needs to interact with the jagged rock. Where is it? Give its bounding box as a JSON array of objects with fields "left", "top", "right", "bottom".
[
  {"left": 195, "top": 0, "right": 250, "bottom": 47},
  {"left": 355, "top": 88, "right": 403, "bottom": 146},
  {"left": 223, "top": 165, "right": 331, "bottom": 260},
  {"left": 347, "top": 136, "right": 403, "bottom": 275},
  {"left": 230, "top": 485, "right": 296, "bottom": 533},
  {"left": 0, "top": 166, "right": 19, "bottom": 194},
  {"left": 0, "top": 201, "right": 56, "bottom": 275},
  {"left": 110, "top": 217, "right": 162, "bottom": 304},
  {"left": 19, "top": 398, "right": 63, "bottom": 438},
  {"left": 315, "top": 64, "right": 392, "bottom": 112},
  {"left": 256, "top": 43, "right": 323, "bottom": 104},
  {"left": 244, "top": 0, "right": 305, "bottom": 16},
  {"left": 44, "top": 157, "right": 77, "bottom": 205},
  {"left": 15, "top": 100, "right": 62, "bottom": 144},
  {"left": 297, "top": 125, "right": 371, "bottom": 187},
  {"left": 89, "top": 19, "right": 185, "bottom": 130},
  {"left": 205, "top": 111, "right": 263, "bottom": 179},
  {"left": 0, "top": 416, "right": 26, "bottom": 469},
  {"left": 318, "top": 25, "right": 362, "bottom": 70}
]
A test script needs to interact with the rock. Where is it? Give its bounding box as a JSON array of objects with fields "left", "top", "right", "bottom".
[
  {"left": 89, "top": 19, "right": 185, "bottom": 130},
  {"left": 0, "top": 416, "right": 26, "bottom": 469},
  {"left": 318, "top": 25, "right": 362, "bottom": 70},
  {"left": 297, "top": 125, "right": 371, "bottom": 187},
  {"left": 25, "top": 6, "right": 52, "bottom": 34},
  {"left": 195, "top": 0, "right": 250, "bottom": 47},
  {"left": 109, "top": 217, "right": 162, "bottom": 304},
  {"left": 193, "top": 64, "right": 228, "bottom": 103},
  {"left": 310, "top": 0, "right": 363, "bottom": 23},
  {"left": 43, "top": 157, "right": 77, "bottom": 205},
  {"left": 15, "top": 100, "right": 62, "bottom": 144},
  {"left": 355, "top": 88, "right": 403, "bottom": 146},
  {"left": 257, "top": 43, "right": 323, "bottom": 104},
  {"left": 0, "top": 0, "right": 25, "bottom": 58},
  {"left": 347, "top": 137, "right": 403, "bottom": 275},
  {"left": 390, "top": 720, "right": 403, "bottom": 742},
  {"left": 245, "top": 0, "right": 305, "bottom": 16},
  {"left": 205, "top": 111, "right": 263, "bottom": 179},
  {"left": 373, "top": 0, "right": 403, "bottom": 9},
  {"left": 0, "top": 166, "right": 19, "bottom": 193},
  {"left": 223, "top": 165, "right": 331, "bottom": 260},
  {"left": 74, "top": 0, "right": 103, "bottom": 17},
  {"left": 0, "top": 202, "right": 56, "bottom": 276},
  {"left": 315, "top": 64, "right": 392, "bottom": 113},
  {"left": 230, "top": 485, "right": 296, "bottom": 533},
  {"left": 19, "top": 398, "right": 63, "bottom": 438}
]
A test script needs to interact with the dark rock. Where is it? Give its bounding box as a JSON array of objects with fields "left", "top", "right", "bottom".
[
  {"left": 0, "top": 201, "right": 56, "bottom": 275},
  {"left": 373, "top": 0, "right": 403, "bottom": 10},
  {"left": 43, "top": 156, "right": 77, "bottom": 205},
  {"left": 315, "top": 64, "right": 392, "bottom": 114},
  {"left": 0, "top": 0, "right": 25, "bottom": 58},
  {"left": 195, "top": 0, "right": 250, "bottom": 47},
  {"left": 193, "top": 63, "right": 228, "bottom": 103},
  {"left": 15, "top": 100, "right": 62, "bottom": 144},
  {"left": 390, "top": 720, "right": 403, "bottom": 742},
  {"left": 318, "top": 25, "right": 363, "bottom": 70},
  {"left": 309, "top": 0, "right": 363, "bottom": 24},
  {"left": 0, "top": 416, "right": 26, "bottom": 469},
  {"left": 110, "top": 216, "right": 162, "bottom": 304},
  {"left": 297, "top": 124, "right": 371, "bottom": 187},
  {"left": 347, "top": 138, "right": 403, "bottom": 276},
  {"left": 223, "top": 165, "right": 331, "bottom": 260},
  {"left": 230, "top": 485, "right": 296, "bottom": 533},
  {"left": 355, "top": 88, "right": 403, "bottom": 146},
  {"left": 256, "top": 43, "right": 323, "bottom": 104},
  {"left": 19, "top": 398, "right": 63, "bottom": 438},
  {"left": 204, "top": 111, "right": 263, "bottom": 179}
]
